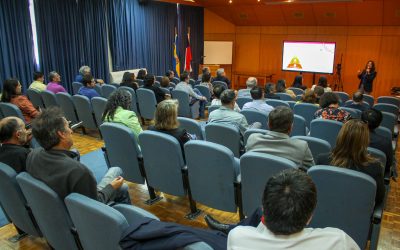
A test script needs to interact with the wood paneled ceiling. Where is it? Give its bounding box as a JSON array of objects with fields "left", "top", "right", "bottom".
[{"left": 158, "top": 0, "right": 400, "bottom": 26}]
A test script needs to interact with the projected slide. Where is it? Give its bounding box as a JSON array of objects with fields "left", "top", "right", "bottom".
[{"left": 282, "top": 41, "right": 336, "bottom": 74}]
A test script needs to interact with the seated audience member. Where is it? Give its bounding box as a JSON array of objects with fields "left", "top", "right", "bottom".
[
  {"left": 149, "top": 99, "right": 192, "bottom": 154},
  {"left": 212, "top": 68, "right": 231, "bottom": 88},
  {"left": 165, "top": 70, "right": 175, "bottom": 82},
  {"left": 0, "top": 117, "right": 32, "bottom": 173},
  {"left": 102, "top": 89, "right": 142, "bottom": 142},
  {"left": 316, "top": 119, "right": 384, "bottom": 205},
  {"left": 199, "top": 73, "right": 213, "bottom": 96},
  {"left": 314, "top": 85, "right": 325, "bottom": 103},
  {"left": 75, "top": 65, "right": 104, "bottom": 84},
  {"left": 142, "top": 74, "right": 170, "bottom": 104},
  {"left": 238, "top": 77, "right": 257, "bottom": 98},
  {"left": 175, "top": 71, "right": 207, "bottom": 118},
  {"left": 1, "top": 79, "right": 40, "bottom": 123},
  {"left": 78, "top": 74, "right": 100, "bottom": 100},
  {"left": 312, "top": 76, "right": 332, "bottom": 93},
  {"left": 242, "top": 86, "right": 274, "bottom": 115},
  {"left": 314, "top": 92, "right": 351, "bottom": 123},
  {"left": 292, "top": 75, "right": 307, "bottom": 90},
  {"left": 160, "top": 76, "right": 174, "bottom": 89},
  {"left": 29, "top": 72, "right": 46, "bottom": 92},
  {"left": 361, "top": 109, "right": 393, "bottom": 175},
  {"left": 211, "top": 84, "right": 241, "bottom": 112},
  {"left": 46, "top": 71, "right": 67, "bottom": 94},
  {"left": 298, "top": 89, "right": 319, "bottom": 105},
  {"left": 246, "top": 107, "right": 314, "bottom": 169},
  {"left": 198, "top": 67, "right": 211, "bottom": 81},
  {"left": 136, "top": 69, "right": 147, "bottom": 80},
  {"left": 208, "top": 89, "right": 261, "bottom": 139},
  {"left": 120, "top": 72, "right": 139, "bottom": 90},
  {"left": 226, "top": 169, "right": 359, "bottom": 250},
  {"left": 345, "top": 91, "right": 368, "bottom": 112},
  {"left": 276, "top": 79, "right": 296, "bottom": 100},
  {"left": 264, "top": 83, "right": 280, "bottom": 100},
  {"left": 27, "top": 107, "right": 131, "bottom": 204}
]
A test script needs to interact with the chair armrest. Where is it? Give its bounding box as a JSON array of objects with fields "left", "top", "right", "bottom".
[
  {"left": 113, "top": 204, "right": 160, "bottom": 221},
  {"left": 372, "top": 201, "right": 384, "bottom": 223}
]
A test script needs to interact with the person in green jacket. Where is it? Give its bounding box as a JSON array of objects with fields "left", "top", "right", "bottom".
[
  {"left": 29, "top": 72, "right": 47, "bottom": 92},
  {"left": 102, "top": 89, "right": 142, "bottom": 141}
]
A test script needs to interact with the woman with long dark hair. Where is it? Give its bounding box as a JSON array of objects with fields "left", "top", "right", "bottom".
[
  {"left": 316, "top": 119, "right": 384, "bottom": 204},
  {"left": 102, "top": 89, "right": 142, "bottom": 141},
  {"left": 1, "top": 79, "right": 40, "bottom": 122},
  {"left": 120, "top": 72, "right": 138, "bottom": 90},
  {"left": 358, "top": 60, "right": 377, "bottom": 94}
]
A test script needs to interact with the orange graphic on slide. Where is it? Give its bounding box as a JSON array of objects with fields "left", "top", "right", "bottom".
[{"left": 287, "top": 56, "right": 303, "bottom": 69}]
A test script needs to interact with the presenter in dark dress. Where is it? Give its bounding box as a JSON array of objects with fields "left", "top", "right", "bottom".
[{"left": 358, "top": 60, "right": 377, "bottom": 94}]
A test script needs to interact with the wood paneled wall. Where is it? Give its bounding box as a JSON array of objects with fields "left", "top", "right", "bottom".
[{"left": 204, "top": 9, "right": 400, "bottom": 97}]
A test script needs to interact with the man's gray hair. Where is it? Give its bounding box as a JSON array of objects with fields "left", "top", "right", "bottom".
[
  {"left": 48, "top": 71, "right": 59, "bottom": 82},
  {"left": 79, "top": 65, "right": 91, "bottom": 75},
  {"left": 246, "top": 77, "right": 257, "bottom": 88},
  {"left": 268, "top": 106, "right": 294, "bottom": 134},
  {"left": 216, "top": 68, "right": 224, "bottom": 76}
]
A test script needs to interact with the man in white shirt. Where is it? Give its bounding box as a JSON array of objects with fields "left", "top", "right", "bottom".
[
  {"left": 237, "top": 77, "right": 257, "bottom": 98},
  {"left": 227, "top": 169, "right": 360, "bottom": 250},
  {"left": 242, "top": 86, "right": 274, "bottom": 115}
]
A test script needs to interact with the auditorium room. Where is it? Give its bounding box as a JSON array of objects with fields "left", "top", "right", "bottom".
[{"left": 0, "top": 0, "right": 399, "bottom": 249}]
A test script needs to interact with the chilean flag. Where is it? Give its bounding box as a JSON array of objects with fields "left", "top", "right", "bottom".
[{"left": 184, "top": 31, "right": 192, "bottom": 72}]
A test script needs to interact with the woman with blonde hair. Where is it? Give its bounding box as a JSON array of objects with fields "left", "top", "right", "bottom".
[
  {"left": 297, "top": 89, "right": 318, "bottom": 105},
  {"left": 149, "top": 99, "right": 192, "bottom": 153},
  {"left": 316, "top": 119, "right": 384, "bottom": 204}
]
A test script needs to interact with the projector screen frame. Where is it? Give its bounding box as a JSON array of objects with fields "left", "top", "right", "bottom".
[{"left": 281, "top": 40, "right": 337, "bottom": 75}]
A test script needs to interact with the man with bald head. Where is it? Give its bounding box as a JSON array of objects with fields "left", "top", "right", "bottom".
[
  {"left": 238, "top": 77, "right": 258, "bottom": 98},
  {"left": 0, "top": 117, "right": 32, "bottom": 172}
]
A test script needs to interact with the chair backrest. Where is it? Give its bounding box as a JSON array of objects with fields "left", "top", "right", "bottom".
[
  {"left": 240, "top": 152, "right": 297, "bottom": 216},
  {"left": 266, "top": 99, "right": 290, "bottom": 108},
  {"left": 363, "top": 94, "right": 374, "bottom": 107},
  {"left": 0, "top": 102, "right": 25, "bottom": 122},
  {"left": 72, "top": 82, "right": 83, "bottom": 95},
  {"left": 310, "top": 119, "right": 343, "bottom": 147},
  {"left": 291, "top": 115, "right": 307, "bottom": 136},
  {"left": 0, "top": 163, "right": 40, "bottom": 237},
  {"left": 119, "top": 86, "right": 139, "bottom": 115},
  {"left": 287, "top": 87, "right": 304, "bottom": 95},
  {"left": 172, "top": 77, "right": 180, "bottom": 84},
  {"left": 367, "top": 147, "right": 386, "bottom": 175},
  {"left": 184, "top": 140, "right": 238, "bottom": 212},
  {"left": 292, "top": 136, "right": 331, "bottom": 160},
  {"left": 41, "top": 90, "right": 59, "bottom": 108},
  {"left": 26, "top": 89, "right": 45, "bottom": 109},
  {"left": 333, "top": 91, "right": 349, "bottom": 105},
  {"left": 194, "top": 85, "right": 211, "bottom": 102},
  {"left": 375, "top": 126, "right": 392, "bottom": 142},
  {"left": 154, "top": 81, "right": 161, "bottom": 87},
  {"left": 160, "top": 87, "right": 170, "bottom": 95},
  {"left": 136, "top": 88, "right": 157, "bottom": 120},
  {"left": 178, "top": 117, "right": 204, "bottom": 140},
  {"left": 380, "top": 111, "right": 397, "bottom": 134},
  {"left": 208, "top": 105, "right": 220, "bottom": 114},
  {"left": 377, "top": 96, "right": 400, "bottom": 107},
  {"left": 373, "top": 103, "right": 399, "bottom": 116},
  {"left": 136, "top": 79, "right": 144, "bottom": 86},
  {"left": 72, "top": 95, "right": 98, "bottom": 130},
  {"left": 94, "top": 84, "right": 102, "bottom": 96},
  {"left": 340, "top": 107, "right": 361, "bottom": 119},
  {"left": 293, "top": 103, "right": 320, "bottom": 129},
  {"left": 296, "top": 94, "right": 302, "bottom": 101},
  {"left": 189, "top": 79, "right": 196, "bottom": 88},
  {"left": 172, "top": 89, "right": 191, "bottom": 118},
  {"left": 240, "top": 109, "right": 268, "bottom": 130},
  {"left": 287, "top": 101, "right": 296, "bottom": 110},
  {"left": 244, "top": 128, "right": 268, "bottom": 145},
  {"left": 344, "top": 100, "right": 370, "bottom": 109},
  {"left": 139, "top": 131, "right": 186, "bottom": 196},
  {"left": 155, "top": 76, "right": 163, "bottom": 82},
  {"left": 102, "top": 84, "right": 117, "bottom": 99},
  {"left": 236, "top": 97, "right": 253, "bottom": 109},
  {"left": 91, "top": 97, "right": 108, "bottom": 127},
  {"left": 205, "top": 123, "right": 241, "bottom": 157},
  {"left": 212, "top": 81, "right": 228, "bottom": 89},
  {"left": 275, "top": 93, "right": 294, "bottom": 101},
  {"left": 16, "top": 172, "right": 79, "bottom": 250},
  {"left": 308, "top": 166, "right": 376, "bottom": 249},
  {"left": 65, "top": 193, "right": 129, "bottom": 250},
  {"left": 56, "top": 92, "right": 79, "bottom": 124},
  {"left": 100, "top": 123, "right": 144, "bottom": 184}
]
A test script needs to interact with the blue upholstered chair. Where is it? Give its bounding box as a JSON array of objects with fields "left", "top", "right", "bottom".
[
  {"left": 172, "top": 89, "right": 200, "bottom": 119},
  {"left": 178, "top": 117, "right": 205, "bottom": 140},
  {"left": 291, "top": 115, "right": 307, "bottom": 136},
  {"left": 41, "top": 90, "right": 59, "bottom": 108},
  {"left": 292, "top": 136, "right": 331, "bottom": 161},
  {"left": 287, "top": 87, "right": 304, "bottom": 96},
  {"left": 194, "top": 85, "right": 211, "bottom": 102},
  {"left": 136, "top": 88, "right": 157, "bottom": 120},
  {"left": 310, "top": 119, "right": 343, "bottom": 147},
  {"left": 240, "top": 110, "right": 268, "bottom": 130},
  {"left": 72, "top": 95, "right": 98, "bottom": 130},
  {"left": 72, "top": 82, "right": 83, "bottom": 95},
  {"left": 363, "top": 94, "right": 375, "bottom": 107},
  {"left": 373, "top": 103, "right": 399, "bottom": 117},
  {"left": 275, "top": 93, "right": 294, "bottom": 101},
  {"left": 333, "top": 91, "right": 349, "bottom": 105},
  {"left": 16, "top": 172, "right": 81, "bottom": 250},
  {"left": 308, "top": 165, "right": 379, "bottom": 249},
  {"left": 266, "top": 100, "right": 290, "bottom": 108},
  {"left": 240, "top": 152, "right": 297, "bottom": 216},
  {"left": 212, "top": 81, "right": 228, "bottom": 89},
  {"left": 0, "top": 163, "right": 41, "bottom": 239},
  {"left": 101, "top": 84, "right": 117, "bottom": 99},
  {"left": 0, "top": 103, "right": 25, "bottom": 122},
  {"left": 56, "top": 92, "right": 79, "bottom": 124},
  {"left": 293, "top": 103, "right": 319, "bottom": 129},
  {"left": 205, "top": 123, "right": 241, "bottom": 158},
  {"left": 243, "top": 128, "right": 268, "bottom": 145},
  {"left": 377, "top": 96, "right": 400, "bottom": 107},
  {"left": 91, "top": 97, "right": 108, "bottom": 127},
  {"left": 119, "top": 86, "right": 140, "bottom": 116},
  {"left": 340, "top": 107, "right": 361, "bottom": 119},
  {"left": 236, "top": 97, "right": 252, "bottom": 109},
  {"left": 26, "top": 89, "right": 45, "bottom": 109},
  {"left": 207, "top": 105, "right": 220, "bottom": 114}
]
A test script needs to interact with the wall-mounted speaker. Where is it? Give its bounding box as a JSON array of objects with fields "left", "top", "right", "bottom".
[{"left": 138, "top": 0, "right": 149, "bottom": 5}]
